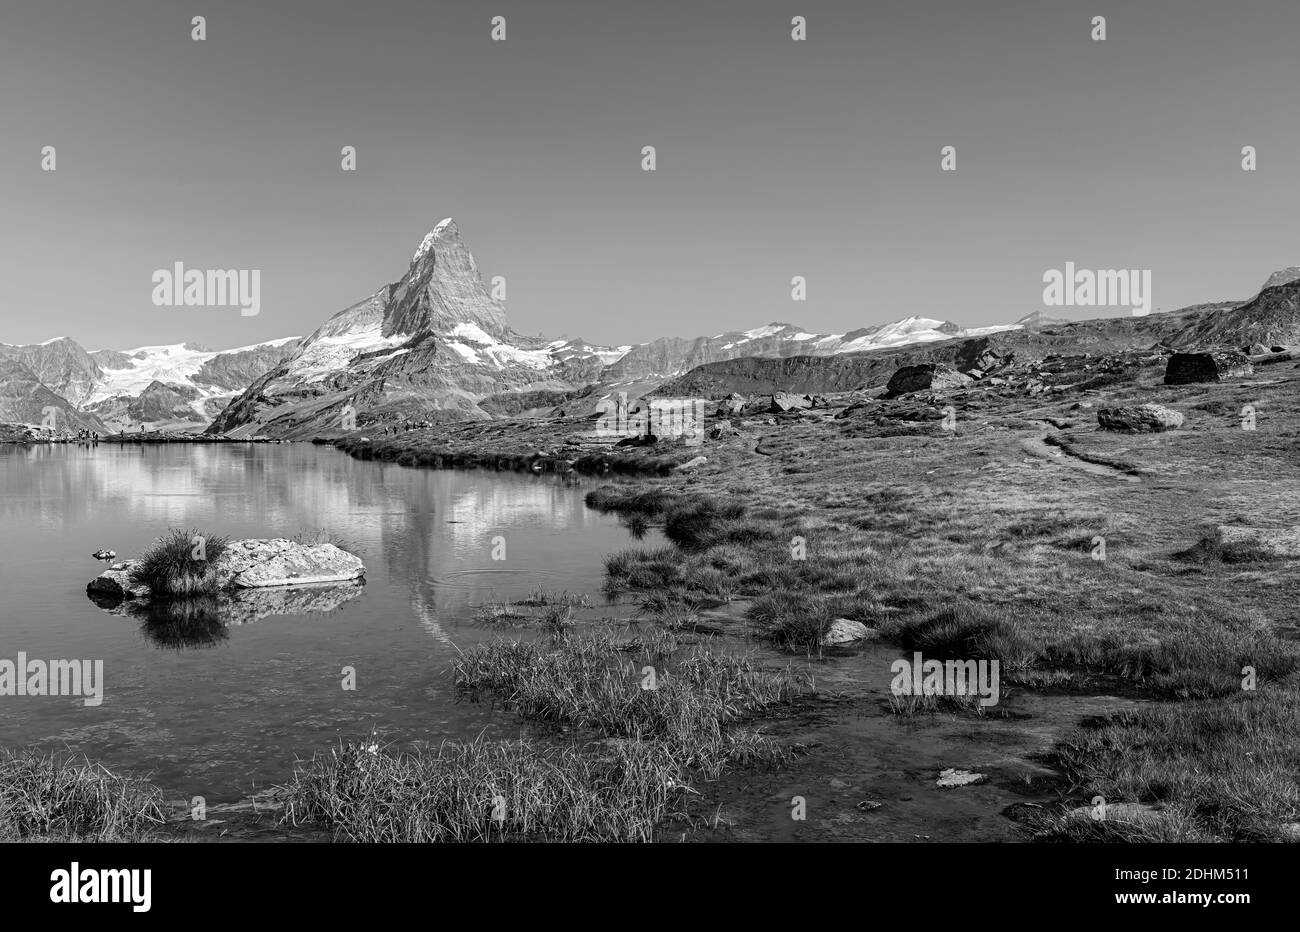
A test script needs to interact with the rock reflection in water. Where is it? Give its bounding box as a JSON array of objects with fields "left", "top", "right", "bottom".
[
  {"left": 88, "top": 582, "right": 366, "bottom": 649},
  {"left": 136, "top": 596, "right": 228, "bottom": 650}
]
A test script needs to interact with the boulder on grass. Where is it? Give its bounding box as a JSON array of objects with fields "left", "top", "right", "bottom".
[
  {"left": 715, "top": 392, "right": 747, "bottom": 416},
  {"left": 771, "top": 392, "right": 813, "bottom": 413},
  {"left": 884, "top": 364, "right": 973, "bottom": 398},
  {"left": 1097, "top": 403, "right": 1184, "bottom": 433},
  {"left": 1163, "top": 351, "right": 1253, "bottom": 385}
]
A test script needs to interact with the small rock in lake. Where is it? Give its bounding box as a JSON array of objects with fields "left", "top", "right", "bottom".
[
  {"left": 821, "top": 618, "right": 878, "bottom": 646},
  {"left": 92, "top": 549, "right": 116, "bottom": 560},
  {"left": 936, "top": 768, "right": 986, "bottom": 788}
]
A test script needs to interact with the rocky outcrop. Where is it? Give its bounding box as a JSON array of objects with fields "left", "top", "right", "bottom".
[
  {"left": 1097, "top": 403, "right": 1184, "bottom": 433},
  {"left": 883, "top": 363, "right": 973, "bottom": 398},
  {"left": 1163, "top": 351, "right": 1253, "bottom": 384}
]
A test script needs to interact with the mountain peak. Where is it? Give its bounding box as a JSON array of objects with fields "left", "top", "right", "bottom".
[
  {"left": 1260, "top": 267, "right": 1300, "bottom": 292},
  {"left": 411, "top": 218, "right": 460, "bottom": 265}
]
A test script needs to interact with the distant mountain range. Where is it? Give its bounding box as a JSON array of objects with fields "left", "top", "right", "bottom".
[
  {"left": 207, "top": 219, "right": 1032, "bottom": 438},
  {"left": 3, "top": 219, "right": 1297, "bottom": 436},
  {"left": 0, "top": 337, "right": 300, "bottom": 432}
]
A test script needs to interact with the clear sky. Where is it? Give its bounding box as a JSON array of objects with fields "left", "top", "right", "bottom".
[{"left": 2, "top": 0, "right": 1298, "bottom": 351}]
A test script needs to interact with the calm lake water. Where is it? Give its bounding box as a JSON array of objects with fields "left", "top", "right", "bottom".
[{"left": 0, "top": 443, "right": 658, "bottom": 805}]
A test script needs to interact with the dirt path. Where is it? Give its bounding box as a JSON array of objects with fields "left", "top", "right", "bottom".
[{"left": 1019, "top": 430, "right": 1141, "bottom": 482}]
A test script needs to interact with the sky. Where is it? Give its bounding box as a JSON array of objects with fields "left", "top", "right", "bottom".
[{"left": 2, "top": 0, "right": 1299, "bottom": 351}]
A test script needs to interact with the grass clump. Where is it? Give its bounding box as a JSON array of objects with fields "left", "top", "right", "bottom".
[
  {"left": 292, "top": 528, "right": 362, "bottom": 556},
  {"left": 0, "top": 750, "right": 166, "bottom": 841},
  {"left": 128, "top": 528, "right": 230, "bottom": 597},
  {"left": 283, "top": 634, "right": 805, "bottom": 842},
  {"left": 886, "top": 603, "right": 1035, "bottom": 668},
  {"left": 1047, "top": 689, "right": 1300, "bottom": 842},
  {"left": 454, "top": 634, "right": 799, "bottom": 778},
  {"left": 519, "top": 587, "right": 591, "bottom": 609},
  {"left": 749, "top": 590, "right": 835, "bottom": 653},
  {"left": 280, "top": 734, "right": 679, "bottom": 843}
]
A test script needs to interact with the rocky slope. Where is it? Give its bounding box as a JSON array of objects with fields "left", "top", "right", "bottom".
[
  {"left": 654, "top": 304, "right": 1229, "bottom": 399},
  {"left": 1168, "top": 279, "right": 1300, "bottom": 350},
  {"left": 0, "top": 356, "right": 106, "bottom": 432}
]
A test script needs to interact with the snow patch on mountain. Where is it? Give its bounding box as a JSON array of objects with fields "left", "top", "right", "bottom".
[{"left": 87, "top": 338, "right": 300, "bottom": 406}]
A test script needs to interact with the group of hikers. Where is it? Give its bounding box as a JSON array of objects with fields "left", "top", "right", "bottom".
[{"left": 75, "top": 429, "right": 101, "bottom": 443}]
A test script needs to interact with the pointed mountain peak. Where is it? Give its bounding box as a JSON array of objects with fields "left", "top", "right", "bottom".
[{"left": 411, "top": 218, "right": 461, "bottom": 265}]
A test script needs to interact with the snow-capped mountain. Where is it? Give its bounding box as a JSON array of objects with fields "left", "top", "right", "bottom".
[
  {"left": 602, "top": 318, "right": 1018, "bottom": 381},
  {"left": 210, "top": 219, "right": 617, "bottom": 437},
  {"left": 0, "top": 336, "right": 300, "bottom": 431},
  {"left": 208, "top": 219, "right": 1034, "bottom": 437}
]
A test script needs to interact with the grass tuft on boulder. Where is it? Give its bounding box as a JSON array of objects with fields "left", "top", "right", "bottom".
[{"left": 128, "top": 528, "right": 230, "bottom": 597}]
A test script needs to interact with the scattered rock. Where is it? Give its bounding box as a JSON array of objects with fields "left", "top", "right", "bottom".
[
  {"left": 855, "top": 800, "right": 884, "bottom": 812},
  {"left": 884, "top": 364, "right": 973, "bottom": 398},
  {"left": 1097, "top": 403, "right": 1184, "bottom": 433},
  {"left": 1245, "top": 343, "right": 1270, "bottom": 356},
  {"left": 1163, "top": 351, "right": 1253, "bottom": 384},
  {"left": 706, "top": 423, "right": 740, "bottom": 441},
  {"left": 1064, "top": 802, "right": 1167, "bottom": 828},
  {"left": 821, "top": 618, "right": 878, "bottom": 645},
  {"left": 771, "top": 392, "right": 813, "bottom": 413},
  {"left": 1215, "top": 525, "right": 1300, "bottom": 559},
  {"left": 86, "top": 561, "right": 150, "bottom": 600},
  {"left": 715, "top": 392, "right": 747, "bottom": 416},
  {"left": 674, "top": 455, "right": 708, "bottom": 472},
  {"left": 936, "top": 768, "right": 986, "bottom": 788}
]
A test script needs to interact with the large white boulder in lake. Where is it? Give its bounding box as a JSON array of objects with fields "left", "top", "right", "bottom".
[
  {"left": 88, "top": 539, "right": 365, "bottom": 598},
  {"left": 215, "top": 539, "right": 365, "bottom": 588}
]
